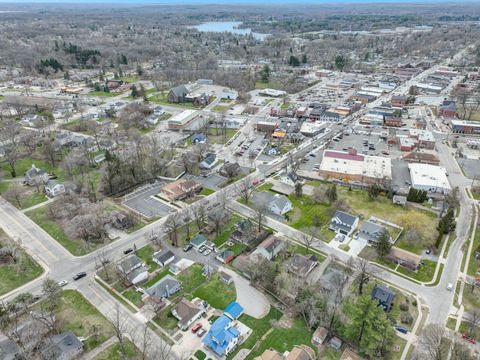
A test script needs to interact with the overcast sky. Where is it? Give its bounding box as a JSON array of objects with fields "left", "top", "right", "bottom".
[{"left": 0, "top": 0, "right": 460, "bottom": 4}]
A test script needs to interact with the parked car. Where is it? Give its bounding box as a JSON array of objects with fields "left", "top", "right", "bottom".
[
  {"left": 446, "top": 283, "right": 454, "bottom": 291},
  {"left": 198, "top": 245, "right": 207, "bottom": 253},
  {"left": 191, "top": 323, "right": 203, "bottom": 333},
  {"left": 197, "top": 328, "right": 207, "bottom": 337},
  {"left": 123, "top": 248, "right": 134, "bottom": 255},
  {"left": 73, "top": 272, "right": 87, "bottom": 281},
  {"left": 395, "top": 325, "right": 408, "bottom": 334},
  {"left": 203, "top": 249, "right": 211, "bottom": 256},
  {"left": 183, "top": 244, "right": 193, "bottom": 252},
  {"left": 58, "top": 280, "right": 68, "bottom": 287}
]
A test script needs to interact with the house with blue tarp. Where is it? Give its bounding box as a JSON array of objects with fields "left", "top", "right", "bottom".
[{"left": 203, "top": 302, "right": 244, "bottom": 356}]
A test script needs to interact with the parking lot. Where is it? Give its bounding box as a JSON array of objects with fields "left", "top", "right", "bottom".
[
  {"left": 122, "top": 181, "right": 176, "bottom": 219},
  {"left": 184, "top": 173, "right": 227, "bottom": 190}
]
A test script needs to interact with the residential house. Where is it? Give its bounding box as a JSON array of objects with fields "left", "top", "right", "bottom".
[
  {"left": 145, "top": 275, "right": 181, "bottom": 300},
  {"left": 339, "top": 349, "right": 365, "bottom": 360},
  {"left": 160, "top": 179, "right": 202, "bottom": 201},
  {"left": 118, "top": 255, "right": 148, "bottom": 285},
  {"left": 312, "top": 326, "right": 329, "bottom": 346},
  {"left": 280, "top": 172, "right": 302, "bottom": 187},
  {"left": 190, "top": 234, "right": 208, "bottom": 250},
  {"left": 44, "top": 180, "right": 65, "bottom": 197},
  {"left": 329, "top": 337, "right": 343, "bottom": 351},
  {"left": 439, "top": 99, "right": 456, "bottom": 118},
  {"left": 265, "top": 194, "right": 292, "bottom": 216},
  {"left": 219, "top": 271, "right": 233, "bottom": 285},
  {"left": 171, "top": 298, "right": 205, "bottom": 330},
  {"left": 192, "top": 133, "right": 208, "bottom": 144},
  {"left": 168, "top": 85, "right": 189, "bottom": 103},
  {"left": 203, "top": 302, "right": 245, "bottom": 357},
  {"left": 25, "top": 164, "right": 49, "bottom": 186},
  {"left": 110, "top": 211, "right": 134, "bottom": 230},
  {"left": 357, "top": 220, "right": 389, "bottom": 244},
  {"left": 41, "top": 331, "right": 84, "bottom": 360},
  {"left": 285, "top": 254, "right": 318, "bottom": 277},
  {"left": 386, "top": 247, "right": 421, "bottom": 271},
  {"left": 200, "top": 153, "right": 218, "bottom": 170},
  {"left": 371, "top": 284, "right": 396, "bottom": 312},
  {"left": 152, "top": 249, "right": 175, "bottom": 267},
  {"left": 329, "top": 211, "right": 359, "bottom": 236},
  {"left": 219, "top": 162, "right": 241, "bottom": 178},
  {"left": 107, "top": 80, "right": 123, "bottom": 90},
  {"left": 216, "top": 249, "right": 235, "bottom": 264},
  {"left": 251, "top": 236, "right": 285, "bottom": 261}
]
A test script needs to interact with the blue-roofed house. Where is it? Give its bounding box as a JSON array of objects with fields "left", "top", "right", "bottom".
[
  {"left": 224, "top": 302, "right": 244, "bottom": 320},
  {"left": 202, "top": 315, "right": 241, "bottom": 357},
  {"left": 192, "top": 133, "right": 208, "bottom": 144}
]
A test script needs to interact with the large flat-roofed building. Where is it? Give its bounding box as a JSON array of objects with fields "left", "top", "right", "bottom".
[
  {"left": 318, "top": 149, "right": 392, "bottom": 185},
  {"left": 450, "top": 119, "right": 480, "bottom": 134},
  {"left": 408, "top": 163, "right": 451, "bottom": 194},
  {"left": 167, "top": 109, "right": 198, "bottom": 130}
]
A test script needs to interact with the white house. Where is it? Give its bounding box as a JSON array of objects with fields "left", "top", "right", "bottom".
[
  {"left": 269, "top": 194, "right": 292, "bottom": 216},
  {"left": 280, "top": 172, "right": 302, "bottom": 187},
  {"left": 329, "top": 210, "right": 359, "bottom": 236},
  {"left": 44, "top": 180, "right": 65, "bottom": 197},
  {"left": 171, "top": 298, "right": 205, "bottom": 330}
]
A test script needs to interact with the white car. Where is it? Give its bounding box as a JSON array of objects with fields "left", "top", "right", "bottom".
[
  {"left": 203, "top": 249, "right": 212, "bottom": 256},
  {"left": 446, "top": 283, "right": 454, "bottom": 291},
  {"left": 58, "top": 280, "right": 68, "bottom": 287}
]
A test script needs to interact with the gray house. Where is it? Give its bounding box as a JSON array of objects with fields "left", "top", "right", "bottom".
[
  {"left": 25, "top": 164, "right": 49, "bottom": 186},
  {"left": 329, "top": 211, "right": 359, "bottom": 236},
  {"left": 358, "top": 220, "right": 389, "bottom": 244},
  {"left": 145, "top": 275, "right": 181, "bottom": 300},
  {"left": 252, "top": 236, "right": 284, "bottom": 261},
  {"left": 152, "top": 249, "right": 175, "bottom": 267},
  {"left": 168, "top": 85, "right": 189, "bottom": 103},
  {"left": 41, "top": 332, "right": 84, "bottom": 360},
  {"left": 372, "top": 285, "right": 396, "bottom": 312}
]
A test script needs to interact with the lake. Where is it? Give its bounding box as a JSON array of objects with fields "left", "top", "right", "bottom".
[{"left": 191, "top": 21, "right": 268, "bottom": 40}]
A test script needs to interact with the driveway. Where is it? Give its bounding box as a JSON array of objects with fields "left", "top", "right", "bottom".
[{"left": 221, "top": 267, "right": 270, "bottom": 319}]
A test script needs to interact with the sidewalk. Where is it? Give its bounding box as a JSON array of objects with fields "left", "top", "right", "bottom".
[{"left": 79, "top": 336, "right": 117, "bottom": 360}]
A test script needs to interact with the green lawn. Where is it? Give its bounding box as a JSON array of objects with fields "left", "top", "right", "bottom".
[
  {"left": 154, "top": 304, "right": 179, "bottom": 332},
  {"left": 471, "top": 187, "right": 480, "bottom": 200},
  {"left": 446, "top": 317, "right": 456, "bottom": 330},
  {"left": 0, "top": 229, "right": 43, "bottom": 295},
  {"left": 227, "top": 307, "right": 283, "bottom": 360},
  {"left": 462, "top": 284, "right": 480, "bottom": 312},
  {"left": 194, "top": 349, "right": 207, "bottom": 360},
  {"left": 136, "top": 245, "right": 160, "bottom": 271},
  {"left": 0, "top": 180, "right": 48, "bottom": 210},
  {"left": 213, "top": 105, "right": 231, "bottom": 113},
  {"left": 58, "top": 290, "right": 114, "bottom": 351},
  {"left": 0, "top": 157, "right": 66, "bottom": 181},
  {"left": 148, "top": 92, "right": 199, "bottom": 109},
  {"left": 88, "top": 91, "right": 118, "bottom": 97},
  {"left": 192, "top": 274, "right": 236, "bottom": 309},
  {"left": 245, "top": 318, "right": 315, "bottom": 360},
  {"left": 207, "top": 128, "right": 238, "bottom": 145},
  {"left": 119, "top": 75, "right": 141, "bottom": 83},
  {"left": 213, "top": 215, "right": 241, "bottom": 247},
  {"left": 26, "top": 206, "right": 106, "bottom": 256},
  {"left": 200, "top": 187, "right": 215, "bottom": 196},
  {"left": 467, "top": 218, "right": 480, "bottom": 276},
  {"left": 255, "top": 81, "right": 282, "bottom": 90},
  {"left": 122, "top": 288, "right": 144, "bottom": 308},
  {"left": 177, "top": 264, "right": 206, "bottom": 293},
  {"left": 396, "top": 259, "right": 438, "bottom": 282},
  {"left": 94, "top": 340, "right": 139, "bottom": 360},
  {"left": 144, "top": 267, "right": 171, "bottom": 288}
]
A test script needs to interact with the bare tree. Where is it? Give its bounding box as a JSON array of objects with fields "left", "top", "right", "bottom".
[
  {"left": 416, "top": 324, "right": 448, "bottom": 360},
  {"left": 353, "top": 257, "right": 371, "bottom": 296},
  {"left": 1, "top": 122, "right": 21, "bottom": 177},
  {"left": 468, "top": 310, "right": 480, "bottom": 339},
  {"left": 191, "top": 203, "right": 206, "bottom": 231},
  {"left": 112, "top": 303, "right": 129, "bottom": 357},
  {"left": 300, "top": 227, "right": 317, "bottom": 254},
  {"left": 3, "top": 183, "right": 24, "bottom": 208},
  {"left": 238, "top": 177, "right": 253, "bottom": 205},
  {"left": 253, "top": 202, "right": 268, "bottom": 232},
  {"left": 164, "top": 213, "right": 181, "bottom": 246}
]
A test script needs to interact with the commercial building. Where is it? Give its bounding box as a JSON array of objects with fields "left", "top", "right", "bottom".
[
  {"left": 450, "top": 119, "right": 480, "bottom": 134},
  {"left": 408, "top": 163, "right": 451, "bottom": 194},
  {"left": 167, "top": 109, "right": 199, "bottom": 130},
  {"left": 318, "top": 149, "right": 392, "bottom": 185}
]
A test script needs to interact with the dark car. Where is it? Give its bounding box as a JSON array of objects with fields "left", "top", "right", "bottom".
[
  {"left": 73, "top": 272, "right": 87, "bottom": 281},
  {"left": 123, "top": 248, "right": 134, "bottom": 255},
  {"left": 183, "top": 244, "right": 193, "bottom": 252},
  {"left": 395, "top": 325, "right": 408, "bottom": 334}
]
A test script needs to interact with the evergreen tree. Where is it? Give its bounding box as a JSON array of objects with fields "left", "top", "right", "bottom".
[
  {"left": 327, "top": 184, "right": 338, "bottom": 203},
  {"left": 375, "top": 229, "right": 392, "bottom": 258}
]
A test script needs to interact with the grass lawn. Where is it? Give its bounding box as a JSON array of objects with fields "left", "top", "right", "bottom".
[
  {"left": 154, "top": 304, "right": 178, "bottom": 333},
  {"left": 192, "top": 273, "right": 236, "bottom": 309},
  {"left": 396, "top": 259, "right": 438, "bottom": 282},
  {"left": 119, "top": 75, "right": 140, "bottom": 83},
  {"left": 213, "top": 215, "right": 241, "bottom": 247},
  {"left": 245, "top": 318, "right": 315, "bottom": 360},
  {"left": 462, "top": 284, "right": 480, "bottom": 313},
  {"left": 94, "top": 340, "right": 139, "bottom": 360},
  {"left": 386, "top": 336, "right": 407, "bottom": 360},
  {"left": 58, "top": 290, "right": 114, "bottom": 351},
  {"left": 467, "top": 218, "right": 480, "bottom": 276},
  {"left": 471, "top": 187, "right": 480, "bottom": 200},
  {"left": 255, "top": 80, "right": 283, "bottom": 90},
  {"left": 0, "top": 157, "right": 66, "bottom": 181},
  {"left": 200, "top": 187, "right": 215, "bottom": 196},
  {"left": 26, "top": 206, "right": 107, "bottom": 256},
  {"left": 0, "top": 181, "right": 48, "bottom": 210},
  {"left": 148, "top": 92, "right": 198, "bottom": 109},
  {"left": 446, "top": 317, "right": 456, "bottom": 330},
  {"left": 459, "top": 320, "right": 480, "bottom": 341},
  {"left": 194, "top": 349, "right": 207, "bottom": 360},
  {"left": 207, "top": 128, "right": 237, "bottom": 145},
  {"left": 177, "top": 264, "right": 206, "bottom": 293},
  {"left": 144, "top": 267, "right": 171, "bottom": 288},
  {"left": 122, "top": 288, "right": 144, "bottom": 308},
  {"left": 213, "top": 105, "right": 231, "bottom": 112},
  {"left": 227, "top": 307, "right": 283, "bottom": 360},
  {"left": 88, "top": 91, "right": 118, "bottom": 97},
  {"left": 0, "top": 229, "right": 43, "bottom": 295},
  {"left": 136, "top": 244, "right": 160, "bottom": 271}
]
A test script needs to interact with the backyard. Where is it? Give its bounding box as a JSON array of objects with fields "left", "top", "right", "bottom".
[{"left": 0, "top": 228, "right": 43, "bottom": 295}]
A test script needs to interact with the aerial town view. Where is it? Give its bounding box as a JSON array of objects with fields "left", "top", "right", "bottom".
[{"left": 1, "top": 0, "right": 480, "bottom": 359}]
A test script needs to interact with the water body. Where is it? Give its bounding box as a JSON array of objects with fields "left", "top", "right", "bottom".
[{"left": 191, "top": 21, "right": 268, "bottom": 40}]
